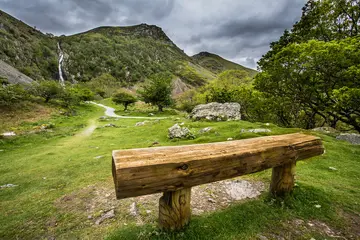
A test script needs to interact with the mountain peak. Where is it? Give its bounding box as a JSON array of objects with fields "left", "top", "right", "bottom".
[{"left": 78, "top": 23, "right": 172, "bottom": 43}]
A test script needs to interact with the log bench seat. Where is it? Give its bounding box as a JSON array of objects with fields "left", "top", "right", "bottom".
[{"left": 112, "top": 133, "right": 324, "bottom": 230}]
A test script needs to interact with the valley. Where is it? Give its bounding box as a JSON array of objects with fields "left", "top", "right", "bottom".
[{"left": 1, "top": 1, "right": 360, "bottom": 239}]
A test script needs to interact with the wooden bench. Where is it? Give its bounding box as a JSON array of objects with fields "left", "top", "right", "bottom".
[{"left": 112, "top": 133, "right": 324, "bottom": 230}]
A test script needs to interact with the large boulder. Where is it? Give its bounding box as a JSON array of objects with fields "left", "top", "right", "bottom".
[
  {"left": 190, "top": 102, "right": 241, "bottom": 121},
  {"left": 168, "top": 124, "right": 195, "bottom": 139},
  {"left": 336, "top": 133, "right": 360, "bottom": 145}
]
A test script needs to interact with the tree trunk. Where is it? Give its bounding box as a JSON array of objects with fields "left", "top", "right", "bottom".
[
  {"left": 124, "top": 103, "right": 128, "bottom": 111},
  {"left": 159, "top": 188, "right": 191, "bottom": 230},
  {"left": 270, "top": 161, "right": 296, "bottom": 197},
  {"left": 158, "top": 105, "right": 163, "bottom": 112}
]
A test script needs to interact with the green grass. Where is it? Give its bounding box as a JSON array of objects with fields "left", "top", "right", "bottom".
[{"left": 0, "top": 102, "right": 359, "bottom": 239}]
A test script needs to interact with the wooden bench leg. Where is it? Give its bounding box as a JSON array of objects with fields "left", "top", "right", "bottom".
[
  {"left": 159, "top": 187, "right": 191, "bottom": 230},
  {"left": 270, "top": 161, "right": 296, "bottom": 197}
]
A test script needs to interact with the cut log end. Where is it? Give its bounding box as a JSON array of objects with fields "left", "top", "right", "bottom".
[{"left": 159, "top": 188, "right": 191, "bottom": 230}]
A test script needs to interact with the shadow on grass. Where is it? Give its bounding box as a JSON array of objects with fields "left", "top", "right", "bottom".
[{"left": 106, "top": 184, "right": 337, "bottom": 240}]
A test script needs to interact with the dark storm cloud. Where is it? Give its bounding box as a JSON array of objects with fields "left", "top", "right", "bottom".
[{"left": 0, "top": 0, "right": 306, "bottom": 69}]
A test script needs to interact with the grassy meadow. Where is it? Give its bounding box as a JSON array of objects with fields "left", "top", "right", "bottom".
[{"left": 0, "top": 102, "right": 359, "bottom": 239}]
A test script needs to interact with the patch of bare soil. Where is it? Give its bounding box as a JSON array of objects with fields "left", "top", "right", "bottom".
[
  {"left": 0, "top": 102, "right": 54, "bottom": 130},
  {"left": 55, "top": 178, "right": 265, "bottom": 227},
  {"left": 258, "top": 218, "right": 359, "bottom": 240}
]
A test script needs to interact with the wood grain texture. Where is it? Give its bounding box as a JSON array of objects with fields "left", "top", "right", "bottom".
[
  {"left": 159, "top": 188, "right": 191, "bottom": 230},
  {"left": 112, "top": 133, "right": 324, "bottom": 199},
  {"left": 270, "top": 161, "right": 296, "bottom": 197}
]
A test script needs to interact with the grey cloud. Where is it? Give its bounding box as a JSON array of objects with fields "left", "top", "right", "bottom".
[{"left": 0, "top": 0, "right": 306, "bottom": 69}]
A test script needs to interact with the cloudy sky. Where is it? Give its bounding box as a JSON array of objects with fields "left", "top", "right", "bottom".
[{"left": 0, "top": 0, "right": 306, "bottom": 69}]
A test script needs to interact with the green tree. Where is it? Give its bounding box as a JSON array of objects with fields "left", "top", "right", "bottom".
[
  {"left": 31, "top": 81, "right": 64, "bottom": 103},
  {"left": 138, "top": 72, "right": 173, "bottom": 112},
  {"left": 112, "top": 91, "right": 137, "bottom": 110},
  {"left": 255, "top": 38, "right": 360, "bottom": 131}
]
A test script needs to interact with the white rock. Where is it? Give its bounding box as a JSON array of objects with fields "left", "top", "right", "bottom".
[
  {"left": 95, "top": 209, "right": 115, "bottom": 225},
  {"left": 199, "top": 127, "right": 213, "bottom": 134},
  {"left": 129, "top": 202, "right": 138, "bottom": 217},
  {"left": 0, "top": 184, "right": 18, "bottom": 188},
  {"left": 135, "top": 122, "right": 145, "bottom": 127},
  {"left": 2, "top": 132, "right": 16, "bottom": 137},
  {"left": 168, "top": 124, "right": 194, "bottom": 139},
  {"left": 329, "top": 167, "right": 338, "bottom": 171},
  {"left": 191, "top": 102, "right": 241, "bottom": 121},
  {"left": 314, "top": 205, "right": 322, "bottom": 208},
  {"left": 227, "top": 138, "right": 233, "bottom": 141},
  {"left": 225, "top": 180, "right": 265, "bottom": 200},
  {"left": 336, "top": 133, "right": 360, "bottom": 145},
  {"left": 242, "top": 129, "right": 271, "bottom": 133}
]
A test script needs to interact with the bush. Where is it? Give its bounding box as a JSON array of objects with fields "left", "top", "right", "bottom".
[{"left": 0, "top": 84, "right": 28, "bottom": 107}]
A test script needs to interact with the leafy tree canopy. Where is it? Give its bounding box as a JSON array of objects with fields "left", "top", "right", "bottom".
[{"left": 137, "top": 72, "right": 174, "bottom": 112}]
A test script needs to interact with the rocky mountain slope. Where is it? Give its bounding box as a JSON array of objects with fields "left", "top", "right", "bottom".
[
  {"left": 0, "top": 9, "right": 255, "bottom": 88},
  {"left": 192, "top": 52, "right": 257, "bottom": 76},
  {"left": 0, "top": 59, "right": 34, "bottom": 84}
]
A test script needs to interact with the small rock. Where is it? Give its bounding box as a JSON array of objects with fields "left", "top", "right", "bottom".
[
  {"left": 94, "top": 156, "right": 104, "bottom": 159},
  {"left": 43, "top": 177, "right": 47, "bottom": 180},
  {"left": 146, "top": 210, "right": 152, "bottom": 214},
  {"left": 227, "top": 138, "right": 233, "bottom": 141},
  {"left": 336, "top": 133, "right": 360, "bottom": 145},
  {"left": 88, "top": 215, "right": 93, "bottom": 219},
  {"left": 148, "top": 113, "right": 154, "bottom": 116},
  {"left": 241, "top": 129, "right": 271, "bottom": 133},
  {"left": 168, "top": 124, "right": 195, "bottom": 139},
  {"left": 1, "top": 132, "right": 16, "bottom": 137},
  {"left": 95, "top": 209, "right": 115, "bottom": 225},
  {"left": 104, "top": 123, "right": 117, "bottom": 128},
  {"left": 180, "top": 122, "right": 185, "bottom": 126},
  {"left": 329, "top": 167, "right": 338, "bottom": 171},
  {"left": 208, "top": 198, "right": 216, "bottom": 203},
  {"left": 265, "top": 123, "right": 270, "bottom": 126},
  {"left": 135, "top": 122, "right": 145, "bottom": 127},
  {"left": 257, "top": 235, "right": 269, "bottom": 240},
  {"left": 0, "top": 184, "right": 18, "bottom": 188},
  {"left": 314, "top": 204, "right": 321, "bottom": 208},
  {"left": 312, "top": 127, "right": 337, "bottom": 133},
  {"left": 199, "top": 127, "right": 213, "bottom": 134},
  {"left": 149, "top": 141, "right": 160, "bottom": 147},
  {"left": 129, "top": 202, "right": 138, "bottom": 217}
]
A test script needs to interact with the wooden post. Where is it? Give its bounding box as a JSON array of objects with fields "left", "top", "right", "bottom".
[
  {"left": 159, "top": 187, "right": 191, "bottom": 230},
  {"left": 270, "top": 161, "right": 296, "bottom": 197}
]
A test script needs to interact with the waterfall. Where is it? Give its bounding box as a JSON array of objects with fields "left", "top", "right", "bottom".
[{"left": 57, "top": 42, "right": 65, "bottom": 87}]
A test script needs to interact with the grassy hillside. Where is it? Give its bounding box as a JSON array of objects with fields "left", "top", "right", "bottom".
[
  {"left": 0, "top": 10, "right": 214, "bottom": 87},
  {"left": 192, "top": 52, "right": 258, "bottom": 77},
  {"left": 0, "top": 10, "right": 58, "bottom": 80},
  {"left": 60, "top": 24, "right": 210, "bottom": 86},
  {"left": 0, "top": 10, "right": 252, "bottom": 89}
]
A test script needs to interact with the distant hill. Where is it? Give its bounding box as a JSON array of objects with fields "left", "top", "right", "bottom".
[
  {"left": 192, "top": 52, "right": 257, "bottom": 77},
  {"left": 0, "top": 9, "right": 254, "bottom": 90}
]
